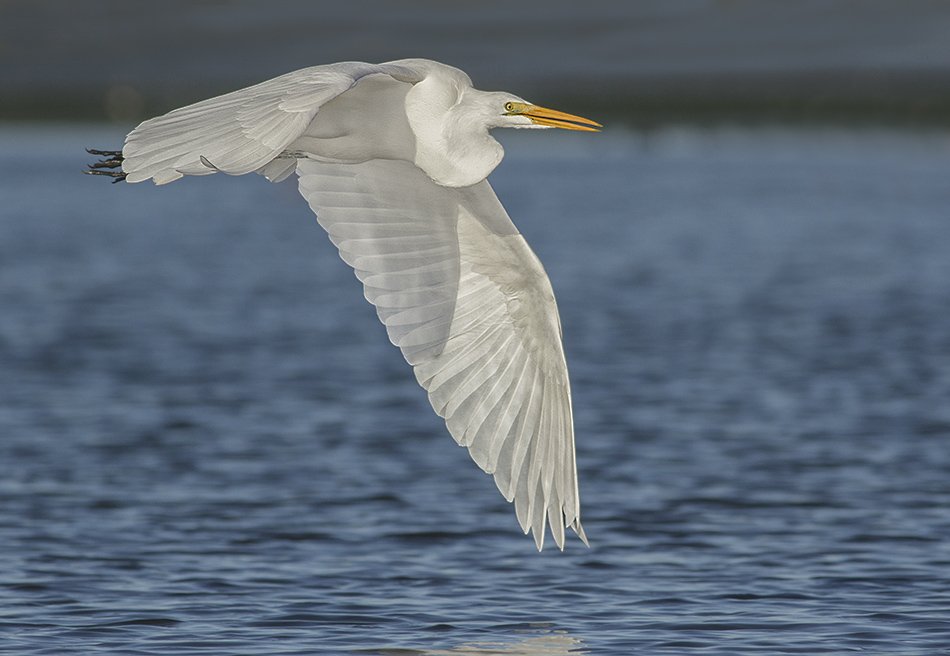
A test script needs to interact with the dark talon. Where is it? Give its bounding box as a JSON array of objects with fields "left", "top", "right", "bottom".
[
  {"left": 83, "top": 169, "right": 127, "bottom": 181},
  {"left": 88, "top": 158, "right": 122, "bottom": 169},
  {"left": 86, "top": 148, "right": 122, "bottom": 157},
  {"left": 85, "top": 147, "right": 126, "bottom": 182}
]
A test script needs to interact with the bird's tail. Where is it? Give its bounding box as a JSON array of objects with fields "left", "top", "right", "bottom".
[{"left": 84, "top": 148, "right": 126, "bottom": 183}]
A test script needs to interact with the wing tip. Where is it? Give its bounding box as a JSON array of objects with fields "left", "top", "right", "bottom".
[
  {"left": 523, "top": 511, "right": 588, "bottom": 552},
  {"left": 572, "top": 518, "right": 590, "bottom": 548}
]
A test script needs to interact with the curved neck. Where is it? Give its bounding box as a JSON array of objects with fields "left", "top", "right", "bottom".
[{"left": 406, "top": 79, "right": 504, "bottom": 188}]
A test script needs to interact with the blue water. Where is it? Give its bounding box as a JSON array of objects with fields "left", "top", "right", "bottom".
[{"left": 2, "top": 125, "right": 950, "bottom": 654}]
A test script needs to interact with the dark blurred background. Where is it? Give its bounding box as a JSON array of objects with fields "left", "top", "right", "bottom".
[{"left": 4, "top": 0, "right": 950, "bottom": 125}]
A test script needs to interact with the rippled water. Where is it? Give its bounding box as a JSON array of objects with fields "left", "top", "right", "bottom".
[{"left": 2, "top": 125, "right": 950, "bottom": 654}]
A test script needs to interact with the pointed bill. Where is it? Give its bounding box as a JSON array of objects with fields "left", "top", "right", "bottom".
[{"left": 517, "top": 104, "right": 602, "bottom": 132}]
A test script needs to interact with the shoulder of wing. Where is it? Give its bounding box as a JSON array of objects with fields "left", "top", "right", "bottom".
[{"left": 379, "top": 58, "right": 470, "bottom": 87}]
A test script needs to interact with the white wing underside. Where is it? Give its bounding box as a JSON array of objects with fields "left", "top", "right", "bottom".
[
  {"left": 118, "top": 60, "right": 585, "bottom": 550},
  {"left": 297, "top": 160, "right": 585, "bottom": 550}
]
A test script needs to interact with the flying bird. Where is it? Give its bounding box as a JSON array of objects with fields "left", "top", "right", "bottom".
[{"left": 86, "top": 58, "right": 600, "bottom": 550}]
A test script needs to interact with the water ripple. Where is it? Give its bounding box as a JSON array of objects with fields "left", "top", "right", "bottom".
[{"left": 1, "top": 126, "right": 949, "bottom": 654}]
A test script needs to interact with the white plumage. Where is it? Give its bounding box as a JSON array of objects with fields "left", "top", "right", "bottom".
[{"left": 96, "top": 58, "right": 600, "bottom": 550}]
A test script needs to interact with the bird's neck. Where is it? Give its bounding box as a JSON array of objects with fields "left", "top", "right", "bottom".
[{"left": 406, "top": 79, "right": 504, "bottom": 188}]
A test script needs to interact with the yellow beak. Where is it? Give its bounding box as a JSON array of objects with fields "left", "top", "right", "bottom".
[{"left": 513, "top": 104, "right": 602, "bottom": 132}]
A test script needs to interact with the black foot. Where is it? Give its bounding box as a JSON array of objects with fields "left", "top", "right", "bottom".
[{"left": 85, "top": 148, "right": 126, "bottom": 183}]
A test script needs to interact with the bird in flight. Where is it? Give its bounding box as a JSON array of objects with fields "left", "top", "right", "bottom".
[{"left": 87, "top": 58, "right": 600, "bottom": 550}]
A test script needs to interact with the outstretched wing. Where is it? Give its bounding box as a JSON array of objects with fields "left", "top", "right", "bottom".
[
  {"left": 120, "top": 61, "right": 423, "bottom": 185},
  {"left": 297, "top": 158, "right": 585, "bottom": 550}
]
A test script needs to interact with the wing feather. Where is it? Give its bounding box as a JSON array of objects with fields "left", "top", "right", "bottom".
[
  {"left": 297, "top": 155, "right": 585, "bottom": 550},
  {"left": 461, "top": 345, "right": 521, "bottom": 454},
  {"left": 298, "top": 159, "right": 462, "bottom": 365},
  {"left": 484, "top": 353, "right": 532, "bottom": 477},
  {"left": 121, "top": 61, "right": 422, "bottom": 185}
]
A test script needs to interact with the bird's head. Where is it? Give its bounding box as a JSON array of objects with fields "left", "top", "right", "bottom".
[
  {"left": 462, "top": 90, "right": 601, "bottom": 133},
  {"left": 499, "top": 99, "right": 602, "bottom": 132},
  {"left": 432, "top": 86, "right": 602, "bottom": 185}
]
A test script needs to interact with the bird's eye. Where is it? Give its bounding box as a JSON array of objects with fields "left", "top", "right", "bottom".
[{"left": 504, "top": 102, "right": 514, "bottom": 112}]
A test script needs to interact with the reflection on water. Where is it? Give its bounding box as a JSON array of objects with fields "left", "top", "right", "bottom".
[
  {"left": 1, "top": 125, "right": 950, "bottom": 654},
  {"left": 422, "top": 630, "right": 585, "bottom": 656}
]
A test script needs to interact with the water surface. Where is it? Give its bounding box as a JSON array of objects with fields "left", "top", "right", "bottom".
[{"left": 1, "top": 125, "right": 950, "bottom": 654}]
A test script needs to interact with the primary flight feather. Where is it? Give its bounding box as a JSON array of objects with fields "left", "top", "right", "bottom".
[{"left": 87, "top": 58, "right": 600, "bottom": 550}]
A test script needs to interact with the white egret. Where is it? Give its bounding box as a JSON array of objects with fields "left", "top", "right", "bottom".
[{"left": 87, "top": 58, "right": 600, "bottom": 550}]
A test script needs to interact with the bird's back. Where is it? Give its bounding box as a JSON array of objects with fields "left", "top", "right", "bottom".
[{"left": 287, "top": 72, "right": 417, "bottom": 165}]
